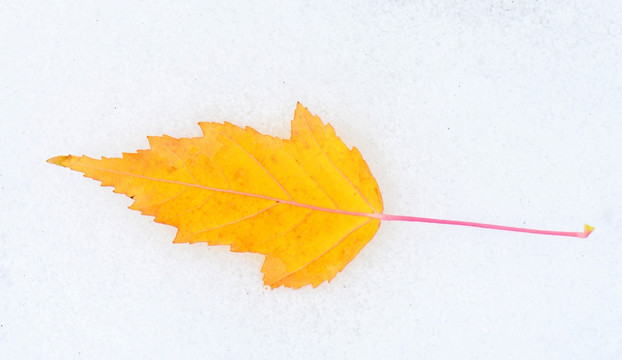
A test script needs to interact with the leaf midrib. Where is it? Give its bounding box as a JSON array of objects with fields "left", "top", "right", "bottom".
[{"left": 81, "top": 163, "right": 383, "bottom": 219}]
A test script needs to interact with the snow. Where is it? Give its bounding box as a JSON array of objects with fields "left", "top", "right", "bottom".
[{"left": 1, "top": 1, "right": 621, "bottom": 359}]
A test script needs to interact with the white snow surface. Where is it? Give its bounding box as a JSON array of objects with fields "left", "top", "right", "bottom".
[{"left": 1, "top": 1, "right": 621, "bottom": 359}]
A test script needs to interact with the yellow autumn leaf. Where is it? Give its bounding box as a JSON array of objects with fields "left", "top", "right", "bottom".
[
  {"left": 48, "top": 103, "right": 594, "bottom": 289},
  {"left": 48, "top": 103, "right": 383, "bottom": 289}
]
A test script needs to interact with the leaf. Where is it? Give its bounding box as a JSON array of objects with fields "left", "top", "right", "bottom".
[
  {"left": 48, "top": 103, "right": 384, "bottom": 289},
  {"left": 49, "top": 103, "right": 594, "bottom": 289}
]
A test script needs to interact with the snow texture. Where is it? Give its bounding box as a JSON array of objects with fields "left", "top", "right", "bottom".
[{"left": 1, "top": 1, "right": 621, "bottom": 359}]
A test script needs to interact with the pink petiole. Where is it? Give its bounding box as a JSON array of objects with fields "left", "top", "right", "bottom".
[{"left": 375, "top": 213, "right": 594, "bottom": 239}]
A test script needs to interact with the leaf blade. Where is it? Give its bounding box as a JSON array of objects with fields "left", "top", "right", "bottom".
[{"left": 49, "top": 103, "right": 384, "bottom": 289}]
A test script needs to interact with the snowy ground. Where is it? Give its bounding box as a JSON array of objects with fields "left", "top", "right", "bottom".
[{"left": 2, "top": 1, "right": 621, "bottom": 359}]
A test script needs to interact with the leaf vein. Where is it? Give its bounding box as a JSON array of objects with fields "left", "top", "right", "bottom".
[
  {"left": 269, "top": 219, "right": 374, "bottom": 287},
  {"left": 159, "top": 141, "right": 199, "bottom": 184},
  {"left": 178, "top": 203, "right": 279, "bottom": 243},
  {"left": 222, "top": 134, "right": 293, "bottom": 200},
  {"left": 195, "top": 148, "right": 231, "bottom": 190},
  {"left": 276, "top": 147, "right": 340, "bottom": 210},
  {"left": 77, "top": 163, "right": 381, "bottom": 219},
  {"left": 301, "top": 116, "right": 377, "bottom": 212}
]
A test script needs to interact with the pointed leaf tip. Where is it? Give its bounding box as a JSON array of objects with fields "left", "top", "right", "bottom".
[{"left": 47, "top": 155, "right": 72, "bottom": 166}]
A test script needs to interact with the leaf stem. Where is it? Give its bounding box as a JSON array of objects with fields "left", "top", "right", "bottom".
[{"left": 375, "top": 213, "right": 594, "bottom": 238}]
